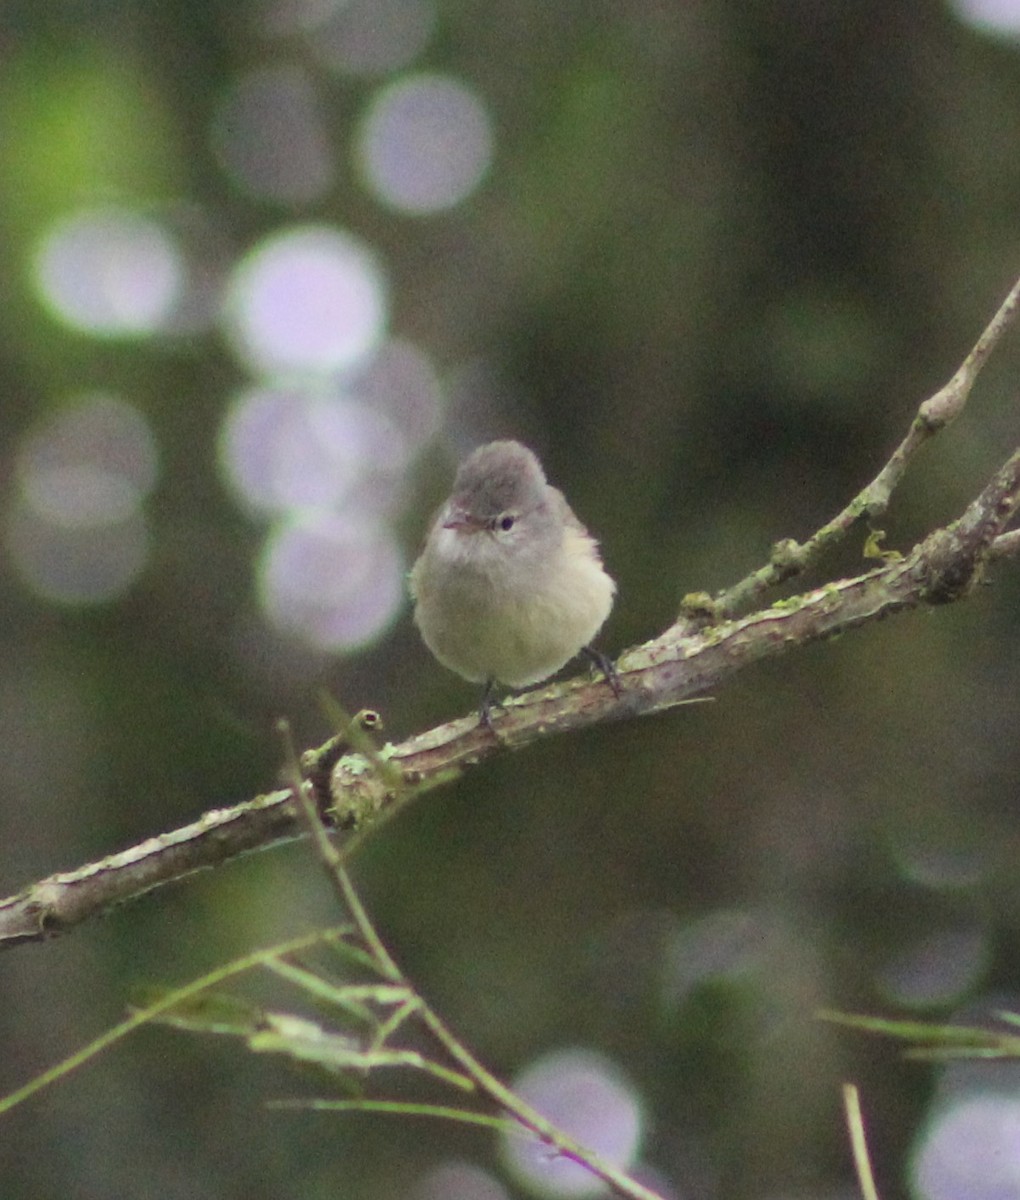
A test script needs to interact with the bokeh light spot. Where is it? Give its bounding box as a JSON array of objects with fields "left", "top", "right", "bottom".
[
  {"left": 345, "top": 337, "right": 444, "bottom": 457},
  {"left": 219, "top": 381, "right": 404, "bottom": 515},
  {"left": 662, "top": 907, "right": 765, "bottom": 1010},
  {"left": 17, "top": 394, "right": 159, "bottom": 523},
  {"left": 224, "top": 225, "right": 388, "bottom": 375},
  {"left": 308, "top": 0, "right": 436, "bottom": 76},
  {"left": 7, "top": 394, "right": 158, "bottom": 604},
  {"left": 33, "top": 207, "right": 184, "bottom": 336},
  {"left": 414, "top": 1161, "right": 511, "bottom": 1200},
  {"left": 949, "top": 0, "right": 1020, "bottom": 35},
  {"left": 210, "top": 65, "right": 334, "bottom": 205},
  {"left": 890, "top": 830, "right": 993, "bottom": 891},
  {"left": 356, "top": 73, "right": 493, "bottom": 214},
  {"left": 912, "top": 1095, "right": 1020, "bottom": 1199},
  {"left": 878, "top": 927, "right": 990, "bottom": 1008},
  {"left": 499, "top": 1049, "right": 643, "bottom": 1198},
  {"left": 7, "top": 501, "right": 150, "bottom": 605},
  {"left": 258, "top": 510, "right": 404, "bottom": 650}
]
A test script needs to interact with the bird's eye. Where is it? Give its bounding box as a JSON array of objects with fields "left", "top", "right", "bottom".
[{"left": 498, "top": 514, "right": 515, "bottom": 532}]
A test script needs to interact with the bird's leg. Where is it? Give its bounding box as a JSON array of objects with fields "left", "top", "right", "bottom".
[
  {"left": 582, "top": 645, "right": 621, "bottom": 698},
  {"left": 478, "top": 678, "right": 504, "bottom": 732}
]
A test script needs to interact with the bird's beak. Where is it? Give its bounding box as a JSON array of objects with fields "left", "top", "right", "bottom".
[{"left": 442, "top": 507, "right": 485, "bottom": 533}]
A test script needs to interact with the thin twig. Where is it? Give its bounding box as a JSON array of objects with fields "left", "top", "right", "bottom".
[
  {"left": 714, "top": 272, "right": 1020, "bottom": 616},
  {"left": 990, "top": 528, "right": 1020, "bottom": 560},
  {"left": 413, "top": 1000, "right": 666, "bottom": 1200},
  {"left": 286, "top": 722, "right": 666, "bottom": 1200},
  {"left": 843, "top": 1083, "right": 882, "bottom": 1200},
  {"left": 0, "top": 928, "right": 343, "bottom": 1116}
]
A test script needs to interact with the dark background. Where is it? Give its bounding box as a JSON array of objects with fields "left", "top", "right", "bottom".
[{"left": 3, "top": 2, "right": 1020, "bottom": 1197}]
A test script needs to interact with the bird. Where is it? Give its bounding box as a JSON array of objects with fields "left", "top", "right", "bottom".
[{"left": 409, "top": 440, "right": 618, "bottom": 724}]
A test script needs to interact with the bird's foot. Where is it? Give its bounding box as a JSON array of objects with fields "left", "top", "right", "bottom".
[
  {"left": 478, "top": 679, "right": 506, "bottom": 735},
  {"left": 582, "top": 645, "right": 622, "bottom": 698}
]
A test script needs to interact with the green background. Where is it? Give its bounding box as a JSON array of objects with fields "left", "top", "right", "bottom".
[{"left": 3, "top": 2, "right": 1020, "bottom": 1197}]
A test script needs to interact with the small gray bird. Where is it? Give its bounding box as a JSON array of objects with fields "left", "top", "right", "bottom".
[{"left": 409, "top": 440, "right": 618, "bottom": 723}]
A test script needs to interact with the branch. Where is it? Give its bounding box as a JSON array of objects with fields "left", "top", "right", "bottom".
[
  {"left": 3, "top": 277, "right": 1020, "bottom": 953},
  {"left": 3, "top": 450, "right": 1019, "bottom": 950},
  {"left": 714, "top": 273, "right": 1020, "bottom": 616}
]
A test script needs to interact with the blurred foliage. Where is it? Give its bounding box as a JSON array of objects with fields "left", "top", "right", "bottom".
[{"left": 4, "top": 2, "right": 1020, "bottom": 1198}]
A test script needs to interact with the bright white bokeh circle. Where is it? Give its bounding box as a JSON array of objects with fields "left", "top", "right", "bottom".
[
  {"left": 949, "top": 0, "right": 1020, "bottom": 35},
  {"left": 912, "top": 1094, "right": 1020, "bottom": 1199},
  {"left": 224, "top": 225, "right": 388, "bottom": 375},
  {"left": 33, "top": 207, "right": 184, "bottom": 336},
  {"left": 219, "top": 383, "right": 402, "bottom": 515}
]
